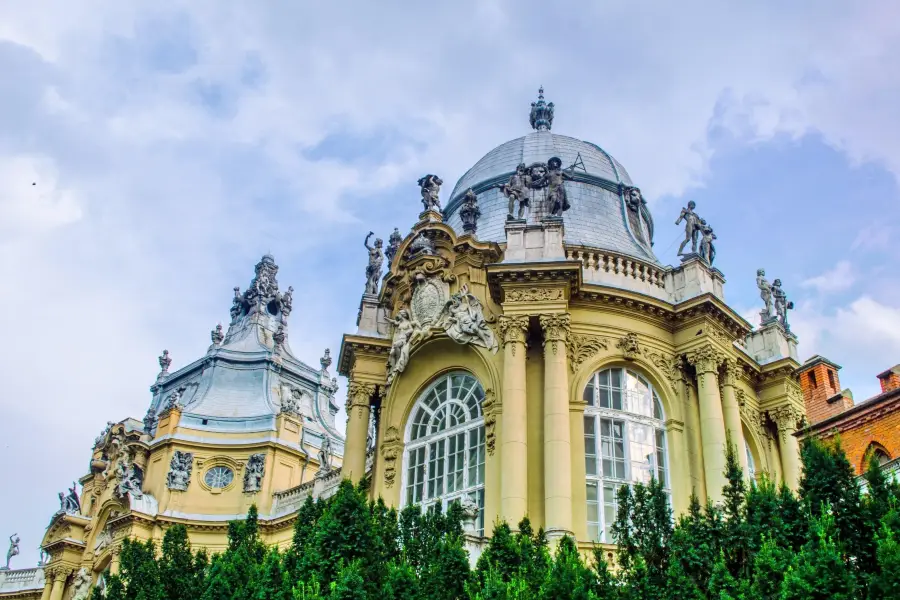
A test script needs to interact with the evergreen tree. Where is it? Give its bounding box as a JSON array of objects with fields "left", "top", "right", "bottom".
[
  {"left": 380, "top": 561, "right": 420, "bottom": 600},
  {"left": 745, "top": 536, "right": 788, "bottom": 600},
  {"left": 93, "top": 574, "right": 125, "bottom": 600},
  {"left": 868, "top": 515, "right": 900, "bottom": 600},
  {"left": 116, "top": 538, "right": 163, "bottom": 600},
  {"left": 538, "top": 536, "right": 599, "bottom": 600},
  {"left": 329, "top": 561, "right": 367, "bottom": 600},
  {"left": 286, "top": 496, "right": 325, "bottom": 581},
  {"left": 203, "top": 506, "right": 267, "bottom": 600},
  {"left": 780, "top": 512, "right": 858, "bottom": 600},
  {"left": 158, "top": 525, "right": 205, "bottom": 600},
  {"left": 589, "top": 548, "right": 617, "bottom": 599},
  {"left": 707, "top": 550, "right": 739, "bottom": 600},
  {"left": 720, "top": 441, "right": 750, "bottom": 579}
]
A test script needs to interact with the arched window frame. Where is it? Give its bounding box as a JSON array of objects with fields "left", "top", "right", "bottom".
[
  {"left": 583, "top": 367, "right": 669, "bottom": 543},
  {"left": 402, "top": 371, "right": 487, "bottom": 534}
]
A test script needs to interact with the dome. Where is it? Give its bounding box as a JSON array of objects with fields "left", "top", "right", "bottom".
[{"left": 444, "top": 91, "right": 658, "bottom": 264}]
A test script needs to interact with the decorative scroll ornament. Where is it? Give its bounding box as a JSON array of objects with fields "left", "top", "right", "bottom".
[
  {"left": 642, "top": 347, "right": 679, "bottom": 391},
  {"left": 166, "top": 451, "right": 193, "bottom": 491},
  {"left": 505, "top": 287, "right": 563, "bottom": 303},
  {"left": 567, "top": 334, "right": 609, "bottom": 373},
  {"left": 687, "top": 343, "right": 722, "bottom": 375},
  {"left": 616, "top": 333, "right": 641, "bottom": 360},
  {"left": 539, "top": 313, "right": 570, "bottom": 355},
  {"left": 498, "top": 315, "right": 529, "bottom": 356},
  {"left": 243, "top": 453, "right": 266, "bottom": 493},
  {"left": 482, "top": 389, "right": 498, "bottom": 455},
  {"left": 381, "top": 426, "right": 400, "bottom": 488}
]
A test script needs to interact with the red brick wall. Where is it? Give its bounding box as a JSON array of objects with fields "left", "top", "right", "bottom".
[
  {"left": 879, "top": 371, "right": 900, "bottom": 393},
  {"left": 799, "top": 362, "right": 851, "bottom": 424},
  {"left": 816, "top": 396, "right": 900, "bottom": 474}
]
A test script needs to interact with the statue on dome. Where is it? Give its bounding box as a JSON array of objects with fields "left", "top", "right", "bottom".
[
  {"left": 364, "top": 232, "right": 384, "bottom": 296},
  {"left": 385, "top": 227, "right": 402, "bottom": 265},
  {"left": 757, "top": 269, "right": 775, "bottom": 323},
  {"left": 545, "top": 157, "right": 572, "bottom": 217},
  {"left": 623, "top": 186, "right": 655, "bottom": 245},
  {"left": 318, "top": 437, "right": 333, "bottom": 473},
  {"left": 501, "top": 163, "right": 530, "bottom": 220},
  {"left": 158, "top": 350, "right": 172, "bottom": 376},
  {"left": 772, "top": 279, "right": 794, "bottom": 330},
  {"left": 459, "top": 189, "right": 481, "bottom": 234},
  {"left": 211, "top": 323, "right": 224, "bottom": 346},
  {"left": 699, "top": 219, "right": 717, "bottom": 265},
  {"left": 230, "top": 287, "right": 244, "bottom": 323},
  {"left": 280, "top": 286, "right": 294, "bottom": 318},
  {"left": 676, "top": 201, "right": 702, "bottom": 256},
  {"left": 418, "top": 174, "right": 443, "bottom": 211}
]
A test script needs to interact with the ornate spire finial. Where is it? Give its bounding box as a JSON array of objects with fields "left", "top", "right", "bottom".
[
  {"left": 211, "top": 324, "right": 224, "bottom": 345},
  {"left": 320, "top": 348, "right": 332, "bottom": 373},
  {"left": 530, "top": 86, "right": 554, "bottom": 131},
  {"left": 158, "top": 350, "right": 171, "bottom": 375}
]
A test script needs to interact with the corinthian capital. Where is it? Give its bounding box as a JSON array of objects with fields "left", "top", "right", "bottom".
[
  {"left": 539, "top": 313, "right": 570, "bottom": 355},
  {"left": 498, "top": 315, "right": 529, "bottom": 347},
  {"left": 346, "top": 381, "right": 376, "bottom": 411},
  {"left": 687, "top": 344, "right": 723, "bottom": 375},
  {"left": 721, "top": 358, "right": 741, "bottom": 387},
  {"left": 769, "top": 405, "right": 804, "bottom": 440}
]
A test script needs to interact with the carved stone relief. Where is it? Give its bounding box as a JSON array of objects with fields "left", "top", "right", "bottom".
[
  {"left": 539, "top": 314, "right": 570, "bottom": 355},
  {"left": 566, "top": 334, "right": 610, "bottom": 373},
  {"left": 166, "top": 451, "right": 193, "bottom": 491},
  {"left": 641, "top": 347, "right": 679, "bottom": 391},
  {"left": 498, "top": 315, "right": 529, "bottom": 357},
  {"left": 381, "top": 426, "right": 400, "bottom": 488},
  {"left": 243, "top": 453, "right": 266, "bottom": 493},
  {"left": 616, "top": 333, "right": 641, "bottom": 360},
  {"left": 505, "top": 287, "right": 563, "bottom": 303},
  {"left": 482, "top": 389, "right": 498, "bottom": 456}
]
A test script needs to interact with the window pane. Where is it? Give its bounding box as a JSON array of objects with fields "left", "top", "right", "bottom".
[
  {"left": 584, "top": 380, "right": 595, "bottom": 406},
  {"left": 584, "top": 416, "right": 597, "bottom": 476}
]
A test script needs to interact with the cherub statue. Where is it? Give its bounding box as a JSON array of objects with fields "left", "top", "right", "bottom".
[
  {"left": 545, "top": 157, "right": 571, "bottom": 216},
  {"left": 675, "top": 201, "right": 702, "bottom": 256},
  {"left": 501, "top": 163, "right": 530, "bottom": 220},
  {"left": 418, "top": 174, "right": 443, "bottom": 211},
  {"left": 386, "top": 309, "right": 422, "bottom": 384},
  {"left": 364, "top": 232, "right": 384, "bottom": 296},
  {"left": 757, "top": 269, "right": 774, "bottom": 322}
]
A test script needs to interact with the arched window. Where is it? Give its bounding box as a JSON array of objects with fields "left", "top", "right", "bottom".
[
  {"left": 583, "top": 368, "right": 668, "bottom": 543},
  {"left": 746, "top": 442, "right": 756, "bottom": 481},
  {"left": 403, "top": 372, "right": 486, "bottom": 534}
]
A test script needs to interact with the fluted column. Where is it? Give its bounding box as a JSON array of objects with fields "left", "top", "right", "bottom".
[
  {"left": 540, "top": 313, "right": 572, "bottom": 539},
  {"left": 48, "top": 569, "right": 68, "bottom": 600},
  {"left": 688, "top": 344, "right": 727, "bottom": 504},
  {"left": 771, "top": 406, "right": 803, "bottom": 490},
  {"left": 721, "top": 359, "right": 749, "bottom": 479},
  {"left": 39, "top": 579, "right": 52, "bottom": 600},
  {"left": 343, "top": 381, "right": 375, "bottom": 483},
  {"left": 498, "top": 315, "right": 529, "bottom": 527}
]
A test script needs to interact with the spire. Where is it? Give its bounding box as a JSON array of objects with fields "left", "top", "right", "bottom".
[{"left": 529, "top": 86, "right": 554, "bottom": 131}]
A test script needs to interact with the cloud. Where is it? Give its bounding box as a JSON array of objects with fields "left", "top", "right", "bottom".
[
  {"left": 851, "top": 223, "right": 894, "bottom": 253},
  {"left": 801, "top": 260, "right": 856, "bottom": 294}
]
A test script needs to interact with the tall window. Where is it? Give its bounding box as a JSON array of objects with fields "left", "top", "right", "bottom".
[
  {"left": 404, "top": 372, "right": 486, "bottom": 534},
  {"left": 583, "top": 368, "right": 668, "bottom": 543},
  {"left": 746, "top": 442, "right": 756, "bottom": 481}
]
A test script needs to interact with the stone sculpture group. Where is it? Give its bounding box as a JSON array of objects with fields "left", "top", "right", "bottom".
[
  {"left": 499, "top": 158, "right": 572, "bottom": 221},
  {"left": 675, "top": 201, "right": 717, "bottom": 265},
  {"left": 757, "top": 268, "right": 793, "bottom": 329}
]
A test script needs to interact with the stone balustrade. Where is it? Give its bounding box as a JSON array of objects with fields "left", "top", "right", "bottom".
[
  {"left": 0, "top": 567, "right": 45, "bottom": 594},
  {"left": 565, "top": 246, "right": 669, "bottom": 300}
]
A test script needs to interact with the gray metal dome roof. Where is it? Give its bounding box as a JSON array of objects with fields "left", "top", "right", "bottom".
[{"left": 444, "top": 129, "right": 658, "bottom": 264}]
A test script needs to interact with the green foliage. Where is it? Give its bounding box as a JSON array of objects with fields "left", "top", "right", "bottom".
[{"left": 83, "top": 435, "right": 900, "bottom": 599}]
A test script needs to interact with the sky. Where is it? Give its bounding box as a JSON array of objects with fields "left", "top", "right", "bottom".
[{"left": 1, "top": 0, "right": 899, "bottom": 564}]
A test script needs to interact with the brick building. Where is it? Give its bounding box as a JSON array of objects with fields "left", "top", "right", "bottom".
[{"left": 798, "top": 356, "right": 900, "bottom": 474}]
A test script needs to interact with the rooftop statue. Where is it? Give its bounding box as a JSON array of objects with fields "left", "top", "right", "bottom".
[
  {"left": 210, "top": 323, "right": 224, "bottom": 346},
  {"left": 676, "top": 201, "right": 702, "bottom": 256},
  {"left": 699, "top": 219, "right": 717, "bottom": 266},
  {"left": 545, "top": 157, "right": 572, "bottom": 216},
  {"left": 757, "top": 269, "right": 775, "bottom": 323},
  {"left": 418, "top": 174, "right": 443, "bottom": 212},
  {"left": 58, "top": 482, "right": 80, "bottom": 514},
  {"left": 623, "top": 186, "right": 655, "bottom": 245},
  {"left": 318, "top": 437, "right": 333, "bottom": 473},
  {"left": 772, "top": 279, "right": 794, "bottom": 330},
  {"left": 5, "top": 533, "right": 19, "bottom": 569},
  {"left": 385, "top": 227, "right": 402, "bottom": 264},
  {"left": 501, "top": 163, "right": 530, "bottom": 220},
  {"left": 364, "top": 232, "right": 384, "bottom": 296},
  {"left": 158, "top": 350, "right": 172, "bottom": 376},
  {"left": 459, "top": 189, "right": 481, "bottom": 234}
]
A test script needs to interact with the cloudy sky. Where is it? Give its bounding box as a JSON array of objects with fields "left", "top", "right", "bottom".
[{"left": 2, "top": 1, "right": 899, "bottom": 561}]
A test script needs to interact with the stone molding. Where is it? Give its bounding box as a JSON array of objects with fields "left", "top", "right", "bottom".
[
  {"left": 539, "top": 313, "right": 570, "bottom": 355},
  {"left": 642, "top": 347, "right": 680, "bottom": 391},
  {"left": 505, "top": 287, "right": 564, "bottom": 303}
]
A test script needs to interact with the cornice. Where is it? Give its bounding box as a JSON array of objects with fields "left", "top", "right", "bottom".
[
  {"left": 337, "top": 334, "right": 391, "bottom": 377},
  {"left": 673, "top": 293, "right": 753, "bottom": 340},
  {"left": 487, "top": 261, "right": 582, "bottom": 305}
]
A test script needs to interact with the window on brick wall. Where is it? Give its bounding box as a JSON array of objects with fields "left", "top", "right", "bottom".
[
  {"left": 828, "top": 370, "right": 836, "bottom": 389},
  {"left": 809, "top": 371, "right": 818, "bottom": 389}
]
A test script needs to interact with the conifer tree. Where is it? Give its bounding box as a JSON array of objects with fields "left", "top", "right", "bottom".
[
  {"left": 538, "top": 536, "right": 600, "bottom": 600},
  {"left": 868, "top": 514, "right": 900, "bottom": 600},
  {"left": 158, "top": 524, "right": 206, "bottom": 600},
  {"left": 745, "top": 536, "right": 788, "bottom": 600},
  {"left": 780, "top": 512, "right": 858, "bottom": 600},
  {"left": 720, "top": 441, "right": 750, "bottom": 579}
]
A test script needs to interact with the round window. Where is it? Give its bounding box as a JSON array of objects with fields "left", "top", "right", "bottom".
[{"left": 204, "top": 466, "right": 234, "bottom": 489}]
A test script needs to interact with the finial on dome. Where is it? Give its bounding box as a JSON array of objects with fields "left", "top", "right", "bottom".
[{"left": 530, "top": 86, "right": 554, "bottom": 131}]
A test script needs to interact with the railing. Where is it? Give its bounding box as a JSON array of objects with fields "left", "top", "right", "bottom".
[
  {"left": 565, "top": 246, "right": 667, "bottom": 290},
  {"left": 0, "top": 567, "right": 45, "bottom": 593}
]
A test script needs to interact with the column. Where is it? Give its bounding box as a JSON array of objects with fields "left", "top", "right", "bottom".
[
  {"left": 677, "top": 359, "right": 706, "bottom": 499},
  {"left": 540, "top": 314, "right": 573, "bottom": 540},
  {"left": 48, "top": 570, "right": 68, "bottom": 600},
  {"left": 498, "top": 315, "right": 529, "bottom": 527},
  {"left": 688, "top": 345, "right": 727, "bottom": 504},
  {"left": 39, "top": 579, "right": 52, "bottom": 600},
  {"left": 771, "top": 406, "right": 803, "bottom": 490},
  {"left": 664, "top": 419, "right": 691, "bottom": 516},
  {"left": 343, "top": 381, "right": 374, "bottom": 483},
  {"left": 720, "top": 360, "right": 749, "bottom": 478}
]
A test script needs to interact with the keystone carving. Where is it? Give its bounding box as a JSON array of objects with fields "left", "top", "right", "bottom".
[
  {"left": 616, "top": 332, "right": 641, "bottom": 360},
  {"left": 567, "top": 334, "right": 610, "bottom": 373},
  {"left": 539, "top": 313, "right": 570, "bottom": 355}
]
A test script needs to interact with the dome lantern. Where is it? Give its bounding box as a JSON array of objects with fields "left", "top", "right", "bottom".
[{"left": 529, "top": 86, "right": 554, "bottom": 131}]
